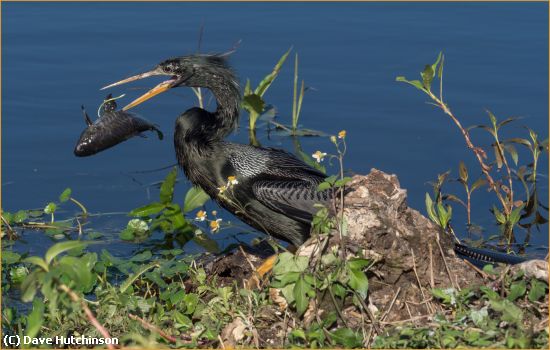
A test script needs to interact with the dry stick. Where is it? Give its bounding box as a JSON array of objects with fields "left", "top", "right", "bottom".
[
  {"left": 1, "top": 215, "right": 16, "bottom": 239},
  {"left": 435, "top": 236, "right": 459, "bottom": 290},
  {"left": 128, "top": 313, "right": 177, "bottom": 343},
  {"left": 410, "top": 249, "right": 432, "bottom": 314},
  {"left": 58, "top": 284, "right": 116, "bottom": 350},
  {"left": 428, "top": 243, "right": 435, "bottom": 289},
  {"left": 380, "top": 314, "right": 432, "bottom": 325},
  {"left": 354, "top": 291, "right": 382, "bottom": 334},
  {"left": 379, "top": 287, "right": 401, "bottom": 322},
  {"left": 427, "top": 91, "right": 510, "bottom": 215}
]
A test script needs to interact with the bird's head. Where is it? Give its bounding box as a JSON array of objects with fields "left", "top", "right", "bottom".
[{"left": 101, "top": 54, "right": 237, "bottom": 111}]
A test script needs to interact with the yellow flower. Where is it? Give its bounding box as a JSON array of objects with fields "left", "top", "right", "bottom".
[
  {"left": 227, "top": 175, "right": 239, "bottom": 186},
  {"left": 217, "top": 185, "right": 227, "bottom": 194},
  {"left": 210, "top": 218, "right": 222, "bottom": 233},
  {"left": 338, "top": 130, "right": 347, "bottom": 139},
  {"left": 211, "top": 210, "right": 218, "bottom": 216},
  {"left": 330, "top": 135, "right": 337, "bottom": 144},
  {"left": 195, "top": 210, "right": 207, "bottom": 222},
  {"left": 312, "top": 151, "right": 327, "bottom": 163}
]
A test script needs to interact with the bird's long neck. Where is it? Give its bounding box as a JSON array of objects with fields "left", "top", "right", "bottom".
[{"left": 203, "top": 73, "right": 240, "bottom": 141}]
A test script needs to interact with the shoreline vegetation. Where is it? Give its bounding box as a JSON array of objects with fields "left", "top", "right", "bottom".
[{"left": 2, "top": 52, "right": 548, "bottom": 348}]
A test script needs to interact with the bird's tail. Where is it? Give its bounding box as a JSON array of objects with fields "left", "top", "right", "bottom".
[{"left": 453, "top": 243, "right": 528, "bottom": 265}]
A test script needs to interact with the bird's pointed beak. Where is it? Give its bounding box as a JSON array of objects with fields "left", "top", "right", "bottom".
[{"left": 101, "top": 68, "right": 178, "bottom": 111}]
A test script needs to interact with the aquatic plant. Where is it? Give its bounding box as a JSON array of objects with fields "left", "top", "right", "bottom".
[{"left": 397, "top": 52, "right": 548, "bottom": 248}]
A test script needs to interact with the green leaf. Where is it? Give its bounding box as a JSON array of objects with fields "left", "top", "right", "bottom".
[
  {"left": 273, "top": 252, "right": 309, "bottom": 276},
  {"left": 347, "top": 258, "right": 370, "bottom": 270},
  {"left": 396, "top": 76, "right": 425, "bottom": 91},
  {"left": 489, "top": 298, "right": 523, "bottom": 324},
  {"left": 508, "top": 205, "right": 524, "bottom": 226},
  {"left": 503, "top": 137, "right": 532, "bottom": 148},
  {"left": 331, "top": 328, "right": 363, "bottom": 348},
  {"left": 425, "top": 193, "right": 438, "bottom": 224},
  {"left": 183, "top": 187, "right": 210, "bottom": 213},
  {"left": 59, "top": 188, "right": 72, "bottom": 202},
  {"left": 317, "top": 182, "right": 331, "bottom": 191},
  {"left": 120, "top": 228, "right": 134, "bottom": 241},
  {"left": 255, "top": 47, "right": 291, "bottom": 97},
  {"left": 293, "top": 275, "right": 311, "bottom": 316},
  {"left": 347, "top": 266, "right": 369, "bottom": 299},
  {"left": 334, "top": 177, "right": 353, "bottom": 188},
  {"left": 241, "top": 93, "right": 265, "bottom": 115},
  {"left": 44, "top": 202, "right": 57, "bottom": 215},
  {"left": 458, "top": 161, "right": 468, "bottom": 183},
  {"left": 13, "top": 210, "right": 28, "bottom": 223},
  {"left": 26, "top": 299, "right": 44, "bottom": 338},
  {"left": 160, "top": 167, "right": 178, "bottom": 204},
  {"left": 23, "top": 256, "right": 49, "bottom": 272},
  {"left": 45, "top": 241, "right": 88, "bottom": 265},
  {"left": 471, "top": 178, "right": 487, "bottom": 193},
  {"left": 507, "top": 281, "right": 526, "bottom": 301},
  {"left": 2, "top": 251, "right": 21, "bottom": 265},
  {"left": 528, "top": 279, "right": 547, "bottom": 302},
  {"left": 129, "top": 202, "right": 165, "bottom": 217},
  {"left": 120, "top": 262, "right": 158, "bottom": 293},
  {"left": 504, "top": 144, "right": 519, "bottom": 166},
  {"left": 492, "top": 205, "right": 506, "bottom": 225},
  {"left": 421, "top": 64, "right": 435, "bottom": 91}
]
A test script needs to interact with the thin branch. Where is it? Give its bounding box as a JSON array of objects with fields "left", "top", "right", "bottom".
[{"left": 58, "top": 284, "right": 116, "bottom": 349}]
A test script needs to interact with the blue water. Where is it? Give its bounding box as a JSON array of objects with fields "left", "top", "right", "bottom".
[{"left": 3, "top": 2, "right": 548, "bottom": 258}]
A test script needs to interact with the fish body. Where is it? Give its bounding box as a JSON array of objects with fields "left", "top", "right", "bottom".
[{"left": 74, "top": 96, "right": 163, "bottom": 157}]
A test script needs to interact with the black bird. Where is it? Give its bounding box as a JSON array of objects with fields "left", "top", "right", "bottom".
[
  {"left": 101, "top": 53, "right": 528, "bottom": 265},
  {"left": 102, "top": 54, "right": 330, "bottom": 246}
]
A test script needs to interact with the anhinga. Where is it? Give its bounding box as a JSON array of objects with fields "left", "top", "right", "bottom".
[
  {"left": 101, "top": 53, "right": 527, "bottom": 266},
  {"left": 102, "top": 54, "right": 330, "bottom": 246}
]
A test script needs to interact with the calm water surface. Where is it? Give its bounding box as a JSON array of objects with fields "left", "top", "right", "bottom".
[{"left": 3, "top": 2, "right": 548, "bottom": 259}]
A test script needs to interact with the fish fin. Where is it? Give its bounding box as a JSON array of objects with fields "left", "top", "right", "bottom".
[
  {"left": 152, "top": 125, "right": 164, "bottom": 140},
  {"left": 81, "top": 105, "right": 93, "bottom": 126}
]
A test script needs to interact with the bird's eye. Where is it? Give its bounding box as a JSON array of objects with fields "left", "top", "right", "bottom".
[{"left": 163, "top": 66, "right": 172, "bottom": 73}]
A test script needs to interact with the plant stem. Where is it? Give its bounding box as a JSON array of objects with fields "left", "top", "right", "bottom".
[
  {"left": 70, "top": 197, "right": 88, "bottom": 217},
  {"left": 426, "top": 91, "right": 510, "bottom": 216}
]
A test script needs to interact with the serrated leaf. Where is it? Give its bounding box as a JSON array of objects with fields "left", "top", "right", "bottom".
[
  {"left": 59, "top": 188, "right": 72, "bottom": 202},
  {"left": 45, "top": 241, "right": 88, "bottom": 265},
  {"left": 183, "top": 187, "right": 210, "bottom": 213},
  {"left": 160, "top": 167, "right": 178, "bottom": 204},
  {"left": 129, "top": 202, "right": 165, "bottom": 217}
]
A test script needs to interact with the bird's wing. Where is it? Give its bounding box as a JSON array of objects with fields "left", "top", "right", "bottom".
[{"left": 252, "top": 180, "right": 331, "bottom": 224}]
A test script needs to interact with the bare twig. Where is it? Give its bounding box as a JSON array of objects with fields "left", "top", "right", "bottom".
[
  {"left": 129, "top": 313, "right": 177, "bottom": 343},
  {"left": 429, "top": 243, "right": 435, "bottom": 288},
  {"left": 435, "top": 235, "right": 458, "bottom": 290},
  {"left": 58, "top": 284, "right": 116, "bottom": 349},
  {"left": 410, "top": 249, "right": 432, "bottom": 314},
  {"left": 380, "top": 287, "right": 401, "bottom": 322}
]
